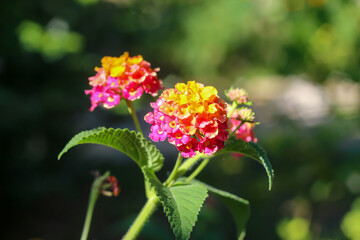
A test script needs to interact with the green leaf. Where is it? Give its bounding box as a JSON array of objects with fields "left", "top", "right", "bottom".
[
  {"left": 191, "top": 180, "right": 250, "bottom": 240},
  {"left": 58, "top": 127, "right": 164, "bottom": 172},
  {"left": 143, "top": 169, "right": 208, "bottom": 240},
  {"left": 217, "top": 139, "right": 274, "bottom": 190}
]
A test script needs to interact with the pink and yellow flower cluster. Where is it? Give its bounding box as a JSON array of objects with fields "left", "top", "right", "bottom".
[
  {"left": 145, "top": 81, "right": 229, "bottom": 158},
  {"left": 85, "top": 52, "right": 163, "bottom": 111}
]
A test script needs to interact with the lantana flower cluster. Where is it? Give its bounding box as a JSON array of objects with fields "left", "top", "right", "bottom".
[
  {"left": 144, "top": 81, "right": 229, "bottom": 158},
  {"left": 85, "top": 52, "right": 163, "bottom": 111}
]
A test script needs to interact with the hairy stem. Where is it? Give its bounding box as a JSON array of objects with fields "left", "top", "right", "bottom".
[
  {"left": 122, "top": 196, "right": 159, "bottom": 240},
  {"left": 125, "top": 99, "right": 143, "bottom": 135},
  {"left": 229, "top": 121, "right": 245, "bottom": 138},
  {"left": 125, "top": 99, "right": 150, "bottom": 198},
  {"left": 175, "top": 153, "right": 205, "bottom": 179},
  {"left": 144, "top": 181, "right": 151, "bottom": 198},
  {"left": 80, "top": 171, "right": 110, "bottom": 240},
  {"left": 227, "top": 101, "right": 238, "bottom": 118},
  {"left": 185, "top": 157, "right": 210, "bottom": 183},
  {"left": 164, "top": 153, "right": 183, "bottom": 187}
]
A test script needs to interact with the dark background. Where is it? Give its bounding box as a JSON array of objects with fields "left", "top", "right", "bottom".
[{"left": 1, "top": 0, "right": 360, "bottom": 239}]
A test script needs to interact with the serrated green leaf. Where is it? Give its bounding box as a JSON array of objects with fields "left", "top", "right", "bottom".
[
  {"left": 143, "top": 169, "right": 208, "bottom": 240},
  {"left": 217, "top": 139, "right": 274, "bottom": 190},
  {"left": 58, "top": 127, "right": 164, "bottom": 172},
  {"left": 191, "top": 180, "right": 250, "bottom": 240}
]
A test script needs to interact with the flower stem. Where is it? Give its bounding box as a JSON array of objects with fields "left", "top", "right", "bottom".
[
  {"left": 80, "top": 171, "right": 110, "bottom": 240},
  {"left": 144, "top": 181, "right": 151, "bottom": 198},
  {"left": 227, "top": 101, "right": 238, "bottom": 118},
  {"left": 229, "top": 121, "right": 245, "bottom": 138},
  {"left": 125, "top": 99, "right": 150, "bottom": 198},
  {"left": 164, "top": 153, "right": 183, "bottom": 187},
  {"left": 122, "top": 196, "right": 159, "bottom": 240},
  {"left": 185, "top": 157, "right": 210, "bottom": 183},
  {"left": 175, "top": 153, "right": 205, "bottom": 179},
  {"left": 125, "top": 99, "right": 143, "bottom": 135}
]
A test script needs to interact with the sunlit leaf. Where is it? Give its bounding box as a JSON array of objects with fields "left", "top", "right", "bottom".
[
  {"left": 58, "top": 127, "right": 164, "bottom": 172},
  {"left": 144, "top": 169, "right": 208, "bottom": 240}
]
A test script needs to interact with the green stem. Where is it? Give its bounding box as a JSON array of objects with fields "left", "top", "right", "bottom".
[
  {"left": 122, "top": 196, "right": 159, "bottom": 240},
  {"left": 185, "top": 157, "right": 210, "bottom": 183},
  {"left": 229, "top": 121, "right": 245, "bottom": 138},
  {"left": 164, "top": 153, "right": 183, "bottom": 187},
  {"left": 125, "top": 99, "right": 150, "bottom": 198},
  {"left": 175, "top": 153, "right": 205, "bottom": 179},
  {"left": 125, "top": 99, "right": 143, "bottom": 135},
  {"left": 227, "top": 101, "right": 238, "bottom": 118},
  {"left": 144, "top": 181, "right": 151, "bottom": 198},
  {"left": 80, "top": 171, "right": 110, "bottom": 240}
]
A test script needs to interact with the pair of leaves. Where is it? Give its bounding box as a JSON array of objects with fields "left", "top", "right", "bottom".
[
  {"left": 58, "top": 127, "right": 164, "bottom": 172},
  {"left": 58, "top": 127, "right": 273, "bottom": 190},
  {"left": 58, "top": 127, "right": 271, "bottom": 239},
  {"left": 58, "top": 127, "right": 205, "bottom": 239}
]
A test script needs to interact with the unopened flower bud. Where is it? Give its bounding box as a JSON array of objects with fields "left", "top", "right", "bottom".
[
  {"left": 226, "top": 88, "right": 249, "bottom": 105},
  {"left": 101, "top": 175, "right": 120, "bottom": 197},
  {"left": 234, "top": 107, "right": 255, "bottom": 123}
]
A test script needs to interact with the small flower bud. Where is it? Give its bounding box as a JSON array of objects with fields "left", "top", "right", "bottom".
[
  {"left": 234, "top": 107, "right": 255, "bottom": 123},
  {"left": 101, "top": 175, "right": 120, "bottom": 197},
  {"left": 225, "top": 88, "right": 249, "bottom": 105}
]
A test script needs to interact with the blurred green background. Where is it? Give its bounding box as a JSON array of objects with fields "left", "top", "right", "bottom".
[{"left": 1, "top": 0, "right": 360, "bottom": 239}]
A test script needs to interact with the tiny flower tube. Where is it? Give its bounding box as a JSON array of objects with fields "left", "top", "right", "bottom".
[
  {"left": 145, "top": 81, "right": 230, "bottom": 158},
  {"left": 85, "top": 52, "right": 163, "bottom": 111}
]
